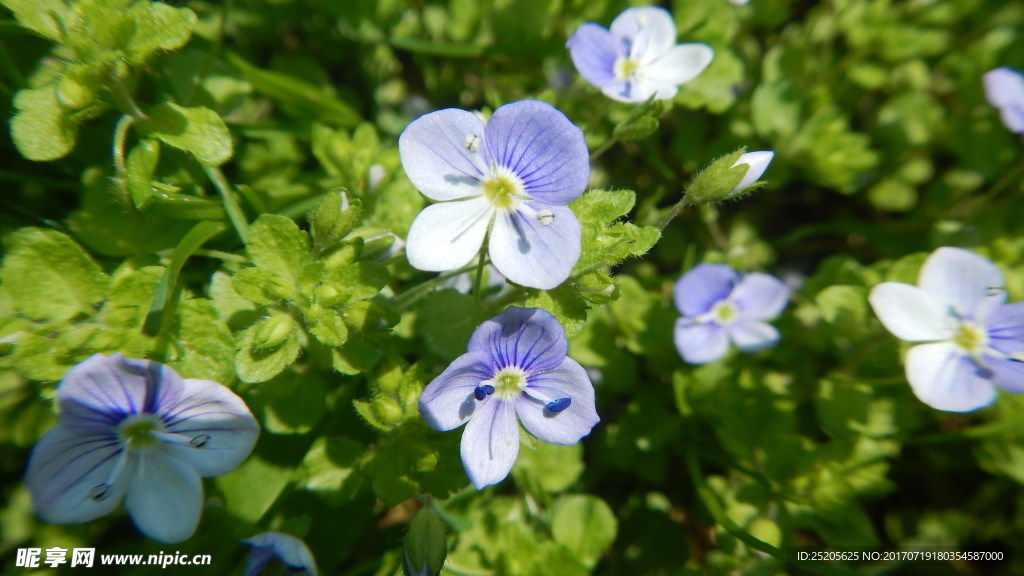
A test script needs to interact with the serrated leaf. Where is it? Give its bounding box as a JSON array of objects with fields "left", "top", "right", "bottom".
[
  {"left": 245, "top": 214, "right": 310, "bottom": 282},
  {"left": 304, "top": 304, "right": 349, "bottom": 347},
  {"left": 524, "top": 285, "right": 588, "bottom": 340},
  {"left": 1, "top": 228, "right": 109, "bottom": 322},
  {"left": 216, "top": 455, "right": 292, "bottom": 523},
  {"left": 138, "top": 102, "right": 233, "bottom": 166},
  {"left": 168, "top": 298, "right": 236, "bottom": 384},
  {"left": 550, "top": 495, "right": 617, "bottom": 568},
  {"left": 10, "top": 86, "right": 79, "bottom": 162},
  {"left": 321, "top": 262, "right": 389, "bottom": 306},
  {"left": 253, "top": 372, "right": 329, "bottom": 435},
  {"left": 341, "top": 300, "right": 399, "bottom": 332},
  {"left": 1, "top": 0, "right": 68, "bottom": 41},
  {"left": 235, "top": 318, "right": 300, "bottom": 383},
  {"left": 233, "top": 267, "right": 295, "bottom": 305},
  {"left": 297, "top": 437, "right": 365, "bottom": 504},
  {"left": 309, "top": 192, "right": 361, "bottom": 255},
  {"left": 209, "top": 271, "right": 260, "bottom": 328},
  {"left": 570, "top": 189, "right": 636, "bottom": 225},
  {"left": 124, "top": 1, "right": 196, "bottom": 65}
]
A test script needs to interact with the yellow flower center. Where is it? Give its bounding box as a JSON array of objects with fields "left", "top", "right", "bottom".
[
  {"left": 490, "top": 366, "right": 528, "bottom": 400},
  {"left": 953, "top": 323, "right": 987, "bottom": 354},
  {"left": 615, "top": 57, "right": 642, "bottom": 80},
  {"left": 482, "top": 168, "right": 525, "bottom": 209},
  {"left": 117, "top": 414, "right": 164, "bottom": 450},
  {"left": 712, "top": 301, "right": 738, "bottom": 324}
]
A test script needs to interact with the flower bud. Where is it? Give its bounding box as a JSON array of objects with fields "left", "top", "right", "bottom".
[
  {"left": 253, "top": 313, "right": 295, "bottom": 351},
  {"left": 403, "top": 506, "right": 447, "bottom": 576}
]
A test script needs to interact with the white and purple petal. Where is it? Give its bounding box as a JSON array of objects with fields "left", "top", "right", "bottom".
[
  {"left": 244, "top": 532, "right": 318, "bottom": 576},
  {"left": 484, "top": 100, "right": 589, "bottom": 206},
  {"left": 726, "top": 318, "right": 780, "bottom": 352},
  {"left": 983, "top": 67, "right": 1024, "bottom": 110},
  {"left": 610, "top": 6, "right": 677, "bottom": 61},
  {"left": 674, "top": 319, "right": 730, "bottom": 364},
  {"left": 643, "top": 43, "right": 714, "bottom": 87},
  {"left": 56, "top": 353, "right": 150, "bottom": 429},
  {"left": 405, "top": 197, "right": 493, "bottom": 272},
  {"left": 917, "top": 247, "right": 1006, "bottom": 323},
  {"left": 517, "top": 358, "right": 599, "bottom": 445},
  {"left": 468, "top": 306, "right": 568, "bottom": 373},
  {"left": 460, "top": 399, "right": 520, "bottom": 489},
  {"left": 399, "top": 108, "right": 489, "bottom": 201},
  {"left": 124, "top": 450, "right": 202, "bottom": 543},
  {"left": 905, "top": 342, "right": 997, "bottom": 412},
  {"left": 566, "top": 23, "right": 621, "bottom": 89},
  {"left": 419, "top": 351, "right": 494, "bottom": 431},
  {"left": 25, "top": 425, "right": 129, "bottom": 524},
  {"left": 488, "top": 205, "right": 581, "bottom": 290},
  {"left": 869, "top": 282, "right": 953, "bottom": 342},
  {"left": 673, "top": 263, "right": 739, "bottom": 317},
  {"left": 155, "top": 377, "right": 259, "bottom": 478},
  {"left": 986, "top": 301, "right": 1024, "bottom": 355},
  {"left": 731, "top": 271, "right": 789, "bottom": 320}
]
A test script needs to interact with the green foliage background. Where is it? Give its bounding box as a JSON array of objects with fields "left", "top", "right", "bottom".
[{"left": 1, "top": 0, "right": 1023, "bottom": 574}]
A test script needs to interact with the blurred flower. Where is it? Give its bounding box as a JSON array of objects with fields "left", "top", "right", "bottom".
[
  {"left": 25, "top": 353, "right": 259, "bottom": 543},
  {"left": 399, "top": 100, "right": 589, "bottom": 289},
  {"left": 983, "top": 67, "right": 1024, "bottom": 135},
  {"left": 731, "top": 151, "right": 774, "bottom": 194},
  {"left": 673, "top": 264, "right": 790, "bottom": 364},
  {"left": 566, "top": 6, "right": 714, "bottom": 103},
  {"left": 244, "top": 532, "right": 318, "bottom": 576},
  {"left": 418, "top": 307, "right": 600, "bottom": 489},
  {"left": 869, "top": 247, "right": 1024, "bottom": 412}
]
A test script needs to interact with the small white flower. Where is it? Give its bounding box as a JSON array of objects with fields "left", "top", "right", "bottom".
[
  {"left": 869, "top": 247, "right": 1024, "bottom": 412},
  {"left": 983, "top": 67, "right": 1024, "bottom": 135},
  {"left": 731, "top": 151, "right": 774, "bottom": 194},
  {"left": 567, "top": 6, "right": 714, "bottom": 103}
]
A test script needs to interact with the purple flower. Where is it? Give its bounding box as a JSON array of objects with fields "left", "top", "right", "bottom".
[
  {"left": 244, "top": 532, "right": 317, "bottom": 576},
  {"left": 418, "top": 307, "right": 600, "bottom": 489},
  {"left": 566, "top": 6, "right": 714, "bottom": 103},
  {"left": 25, "top": 353, "right": 259, "bottom": 543},
  {"left": 400, "top": 100, "right": 589, "bottom": 290},
  {"left": 983, "top": 67, "right": 1024, "bottom": 135},
  {"left": 869, "top": 247, "right": 1024, "bottom": 412},
  {"left": 673, "top": 264, "right": 790, "bottom": 364}
]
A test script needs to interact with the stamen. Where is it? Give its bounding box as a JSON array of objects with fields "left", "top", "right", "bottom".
[
  {"left": 987, "top": 285, "right": 1006, "bottom": 297},
  {"left": 474, "top": 384, "right": 495, "bottom": 401},
  {"left": 463, "top": 133, "right": 481, "bottom": 153},
  {"left": 545, "top": 398, "right": 571, "bottom": 412}
]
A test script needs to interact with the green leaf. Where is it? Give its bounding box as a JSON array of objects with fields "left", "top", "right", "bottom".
[
  {"left": 309, "top": 192, "right": 361, "bottom": 256},
  {"left": 1, "top": 0, "right": 68, "bottom": 41},
  {"left": 126, "top": 139, "right": 161, "bottom": 208},
  {"left": 10, "top": 86, "right": 79, "bottom": 162},
  {"left": 232, "top": 267, "right": 296, "bottom": 305},
  {"left": 321, "top": 262, "right": 389, "bottom": 306},
  {"left": 1, "top": 228, "right": 109, "bottom": 322},
  {"left": 550, "top": 495, "right": 618, "bottom": 569},
  {"left": 571, "top": 189, "right": 661, "bottom": 271},
  {"left": 513, "top": 443, "right": 584, "bottom": 493},
  {"left": 225, "top": 51, "right": 361, "bottom": 127},
  {"left": 235, "top": 316, "right": 301, "bottom": 383},
  {"left": 414, "top": 290, "right": 488, "bottom": 359},
  {"left": 123, "top": 1, "right": 196, "bottom": 65},
  {"left": 303, "top": 304, "right": 349, "bottom": 347},
  {"left": 251, "top": 372, "right": 329, "bottom": 435},
  {"left": 215, "top": 454, "right": 292, "bottom": 523},
  {"left": 524, "top": 284, "right": 588, "bottom": 340},
  {"left": 167, "top": 298, "right": 236, "bottom": 384},
  {"left": 752, "top": 80, "right": 802, "bottom": 141},
  {"left": 246, "top": 214, "right": 310, "bottom": 283},
  {"left": 296, "top": 437, "right": 365, "bottom": 504},
  {"left": 138, "top": 102, "right": 233, "bottom": 166}
]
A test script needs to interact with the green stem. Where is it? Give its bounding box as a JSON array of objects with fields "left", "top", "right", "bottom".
[
  {"left": 700, "top": 204, "right": 729, "bottom": 249},
  {"left": 473, "top": 232, "right": 491, "bottom": 303},
  {"left": 145, "top": 221, "right": 228, "bottom": 338},
  {"left": 109, "top": 76, "right": 147, "bottom": 121},
  {"left": 685, "top": 438, "right": 866, "bottom": 576},
  {"left": 906, "top": 414, "right": 1024, "bottom": 445},
  {"left": 184, "top": 0, "right": 232, "bottom": 105},
  {"left": 187, "top": 248, "right": 249, "bottom": 263},
  {"left": 589, "top": 134, "right": 619, "bottom": 162},
  {"left": 393, "top": 264, "right": 479, "bottom": 312},
  {"left": 112, "top": 114, "right": 134, "bottom": 184},
  {"left": 204, "top": 165, "right": 249, "bottom": 244},
  {"left": 657, "top": 195, "right": 689, "bottom": 230}
]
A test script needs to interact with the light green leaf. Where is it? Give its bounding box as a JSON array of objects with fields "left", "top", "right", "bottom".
[
  {"left": 245, "top": 214, "right": 310, "bottom": 283},
  {"left": 251, "top": 372, "right": 329, "bottom": 435},
  {"left": 550, "top": 495, "right": 618, "bottom": 569},
  {"left": 138, "top": 102, "right": 233, "bottom": 166},
  {"left": 513, "top": 443, "right": 584, "bottom": 493},
  {"left": 168, "top": 299, "right": 236, "bottom": 384},
  {"left": 215, "top": 455, "right": 292, "bottom": 524},
  {"left": 124, "top": 1, "right": 196, "bottom": 65},
  {"left": 303, "top": 304, "right": 349, "bottom": 347},
  {"left": 1, "top": 0, "right": 68, "bottom": 41},
  {"left": 321, "top": 262, "right": 389, "bottom": 306},
  {"left": 1, "top": 228, "right": 109, "bottom": 322},
  {"left": 10, "top": 86, "right": 78, "bottom": 162},
  {"left": 524, "top": 285, "right": 588, "bottom": 340},
  {"left": 296, "top": 437, "right": 365, "bottom": 504},
  {"left": 233, "top": 267, "right": 296, "bottom": 305},
  {"left": 235, "top": 317, "right": 300, "bottom": 383}
]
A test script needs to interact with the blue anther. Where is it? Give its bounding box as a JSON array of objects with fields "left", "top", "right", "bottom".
[
  {"left": 482, "top": 384, "right": 495, "bottom": 395},
  {"left": 545, "top": 398, "right": 571, "bottom": 412},
  {"left": 474, "top": 387, "right": 487, "bottom": 401}
]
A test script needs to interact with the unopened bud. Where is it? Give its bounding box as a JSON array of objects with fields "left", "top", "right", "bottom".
[
  {"left": 403, "top": 506, "right": 447, "bottom": 576},
  {"left": 253, "top": 314, "right": 295, "bottom": 351}
]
